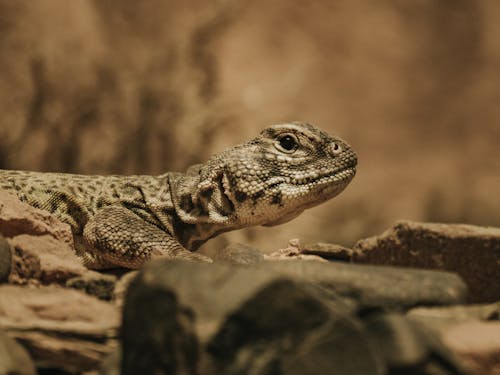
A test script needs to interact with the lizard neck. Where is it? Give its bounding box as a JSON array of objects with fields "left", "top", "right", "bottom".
[{"left": 167, "top": 164, "right": 242, "bottom": 250}]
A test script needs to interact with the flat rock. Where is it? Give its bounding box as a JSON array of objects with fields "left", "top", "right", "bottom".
[
  {"left": 0, "top": 328, "right": 36, "bottom": 375},
  {"left": 263, "top": 259, "right": 467, "bottom": 310},
  {"left": 0, "top": 285, "right": 119, "bottom": 372},
  {"left": 264, "top": 239, "right": 328, "bottom": 262},
  {"left": 353, "top": 220, "right": 500, "bottom": 303},
  {"left": 301, "top": 242, "right": 355, "bottom": 261},
  {"left": 408, "top": 302, "right": 500, "bottom": 331}
]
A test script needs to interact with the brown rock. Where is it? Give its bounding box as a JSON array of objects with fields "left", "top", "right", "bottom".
[
  {"left": 0, "top": 191, "right": 116, "bottom": 296},
  {"left": 442, "top": 321, "right": 500, "bottom": 375},
  {"left": 0, "top": 285, "right": 119, "bottom": 372},
  {"left": 0, "top": 191, "right": 73, "bottom": 246},
  {"left": 8, "top": 234, "right": 86, "bottom": 285},
  {"left": 264, "top": 239, "right": 328, "bottom": 262},
  {"left": 0, "top": 329, "right": 36, "bottom": 375},
  {"left": 353, "top": 221, "right": 500, "bottom": 303}
]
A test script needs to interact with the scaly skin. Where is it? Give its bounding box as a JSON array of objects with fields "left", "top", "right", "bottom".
[{"left": 0, "top": 122, "right": 357, "bottom": 269}]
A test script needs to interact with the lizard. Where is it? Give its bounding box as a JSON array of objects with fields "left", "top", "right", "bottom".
[{"left": 0, "top": 122, "right": 357, "bottom": 269}]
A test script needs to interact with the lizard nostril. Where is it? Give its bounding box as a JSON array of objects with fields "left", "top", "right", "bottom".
[{"left": 329, "top": 142, "right": 342, "bottom": 156}]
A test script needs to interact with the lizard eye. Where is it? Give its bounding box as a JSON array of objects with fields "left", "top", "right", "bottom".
[{"left": 275, "top": 134, "right": 299, "bottom": 153}]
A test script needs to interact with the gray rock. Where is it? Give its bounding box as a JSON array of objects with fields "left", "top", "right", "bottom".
[
  {"left": 213, "top": 243, "right": 265, "bottom": 265},
  {"left": 122, "top": 270, "right": 200, "bottom": 375},
  {"left": 364, "top": 313, "right": 468, "bottom": 374},
  {"left": 0, "top": 234, "right": 11, "bottom": 282},
  {"left": 0, "top": 329, "right": 36, "bottom": 375},
  {"left": 207, "top": 278, "right": 383, "bottom": 375},
  {"left": 353, "top": 220, "right": 500, "bottom": 303},
  {"left": 262, "top": 259, "right": 467, "bottom": 310}
]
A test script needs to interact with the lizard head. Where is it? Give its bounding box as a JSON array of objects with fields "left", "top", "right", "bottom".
[{"left": 217, "top": 122, "right": 357, "bottom": 227}]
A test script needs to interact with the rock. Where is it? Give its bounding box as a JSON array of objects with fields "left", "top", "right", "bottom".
[
  {"left": 112, "top": 271, "right": 139, "bottom": 308},
  {"left": 0, "top": 192, "right": 115, "bottom": 295},
  {"left": 0, "top": 328, "right": 36, "bottom": 375},
  {"left": 364, "top": 313, "right": 467, "bottom": 374},
  {"left": 442, "top": 321, "right": 500, "bottom": 375},
  {"left": 264, "top": 239, "right": 328, "bottom": 262},
  {"left": 353, "top": 220, "right": 500, "bottom": 303},
  {"left": 8, "top": 234, "right": 87, "bottom": 285},
  {"left": 408, "top": 302, "right": 500, "bottom": 331},
  {"left": 207, "top": 279, "right": 382, "bottom": 375},
  {"left": 0, "top": 234, "right": 11, "bottom": 282},
  {"left": 122, "top": 269, "right": 201, "bottom": 375},
  {"left": 0, "top": 285, "right": 119, "bottom": 372},
  {"left": 300, "top": 242, "right": 355, "bottom": 261},
  {"left": 262, "top": 260, "right": 467, "bottom": 310},
  {"left": 123, "top": 260, "right": 467, "bottom": 375},
  {"left": 212, "top": 243, "right": 265, "bottom": 265},
  {"left": 99, "top": 348, "right": 122, "bottom": 375},
  {"left": 0, "top": 191, "right": 73, "bottom": 245}
]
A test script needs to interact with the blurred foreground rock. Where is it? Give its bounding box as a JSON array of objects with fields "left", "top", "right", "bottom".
[
  {"left": 0, "top": 328, "right": 36, "bottom": 375},
  {"left": 121, "top": 260, "right": 468, "bottom": 375}
]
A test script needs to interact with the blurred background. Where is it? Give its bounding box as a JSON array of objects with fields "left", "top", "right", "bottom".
[{"left": 0, "top": 1, "right": 499, "bottom": 254}]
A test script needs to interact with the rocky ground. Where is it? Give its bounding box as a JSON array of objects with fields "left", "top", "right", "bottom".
[{"left": 0, "top": 190, "right": 499, "bottom": 375}]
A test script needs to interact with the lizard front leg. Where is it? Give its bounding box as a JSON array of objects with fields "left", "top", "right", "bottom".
[{"left": 82, "top": 205, "right": 211, "bottom": 269}]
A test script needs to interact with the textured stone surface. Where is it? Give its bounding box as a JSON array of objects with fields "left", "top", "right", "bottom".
[
  {"left": 8, "top": 233, "right": 86, "bottom": 285},
  {"left": 0, "top": 285, "right": 119, "bottom": 372},
  {"left": 0, "top": 192, "right": 117, "bottom": 297},
  {"left": 0, "top": 234, "right": 11, "bottom": 282},
  {"left": 353, "top": 220, "right": 500, "bottom": 303},
  {"left": 0, "top": 328, "right": 36, "bottom": 375},
  {"left": 0, "top": 191, "right": 73, "bottom": 245}
]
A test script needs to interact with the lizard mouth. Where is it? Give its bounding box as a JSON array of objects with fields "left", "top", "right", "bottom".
[{"left": 266, "top": 165, "right": 356, "bottom": 192}]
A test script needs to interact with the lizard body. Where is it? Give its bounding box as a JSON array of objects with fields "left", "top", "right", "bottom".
[{"left": 0, "top": 122, "right": 357, "bottom": 269}]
